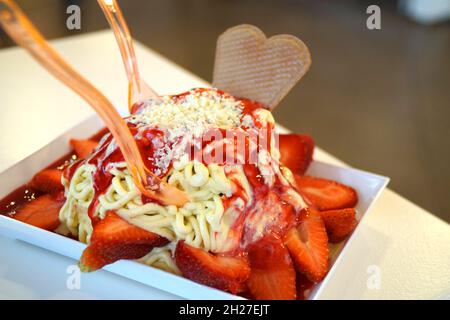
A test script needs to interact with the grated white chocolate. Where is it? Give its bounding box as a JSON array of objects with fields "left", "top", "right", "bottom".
[{"left": 128, "top": 89, "right": 243, "bottom": 131}]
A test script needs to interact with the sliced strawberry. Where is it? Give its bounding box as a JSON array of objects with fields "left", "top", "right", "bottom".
[
  {"left": 296, "top": 272, "right": 315, "bottom": 300},
  {"left": 70, "top": 139, "right": 98, "bottom": 159},
  {"left": 89, "top": 127, "right": 109, "bottom": 142},
  {"left": 174, "top": 241, "right": 250, "bottom": 294},
  {"left": 246, "top": 235, "right": 297, "bottom": 300},
  {"left": 279, "top": 134, "right": 314, "bottom": 175},
  {"left": 80, "top": 243, "right": 158, "bottom": 272},
  {"left": 284, "top": 208, "right": 329, "bottom": 282},
  {"left": 13, "top": 192, "right": 65, "bottom": 231},
  {"left": 294, "top": 175, "right": 358, "bottom": 211},
  {"left": 79, "top": 211, "right": 169, "bottom": 272},
  {"left": 320, "top": 208, "right": 357, "bottom": 243},
  {"left": 29, "top": 169, "right": 64, "bottom": 193}
]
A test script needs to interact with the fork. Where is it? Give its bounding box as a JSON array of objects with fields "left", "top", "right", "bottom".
[
  {"left": 97, "top": 0, "right": 160, "bottom": 113},
  {"left": 0, "top": 0, "right": 188, "bottom": 206}
]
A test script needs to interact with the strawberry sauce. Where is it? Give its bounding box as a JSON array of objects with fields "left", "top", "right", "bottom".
[
  {"left": 0, "top": 88, "right": 311, "bottom": 300},
  {"left": 0, "top": 186, "right": 42, "bottom": 217},
  {"left": 65, "top": 88, "right": 278, "bottom": 228},
  {"left": 0, "top": 88, "right": 300, "bottom": 253},
  {"left": 0, "top": 128, "right": 105, "bottom": 219}
]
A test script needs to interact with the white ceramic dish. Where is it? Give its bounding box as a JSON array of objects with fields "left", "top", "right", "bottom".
[{"left": 0, "top": 114, "right": 389, "bottom": 300}]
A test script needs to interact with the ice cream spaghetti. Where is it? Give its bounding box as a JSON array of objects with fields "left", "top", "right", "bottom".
[
  {"left": 1, "top": 23, "right": 361, "bottom": 300},
  {"left": 59, "top": 89, "right": 288, "bottom": 273}
]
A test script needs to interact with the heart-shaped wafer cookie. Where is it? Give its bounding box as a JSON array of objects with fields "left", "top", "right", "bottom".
[{"left": 213, "top": 24, "right": 311, "bottom": 110}]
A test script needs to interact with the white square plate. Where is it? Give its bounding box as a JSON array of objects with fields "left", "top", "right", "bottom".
[{"left": 0, "top": 114, "right": 389, "bottom": 300}]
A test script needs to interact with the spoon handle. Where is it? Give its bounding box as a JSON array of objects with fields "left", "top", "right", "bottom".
[
  {"left": 0, "top": 0, "right": 188, "bottom": 206},
  {"left": 97, "top": 0, "right": 159, "bottom": 110}
]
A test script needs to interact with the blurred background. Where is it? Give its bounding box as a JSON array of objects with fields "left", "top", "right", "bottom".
[{"left": 0, "top": 0, "right": 449, "bottom": 223}]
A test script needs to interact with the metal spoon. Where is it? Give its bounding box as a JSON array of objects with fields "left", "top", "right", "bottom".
[{"left": 0, "top": 0, "right": 188, "bottom": 206}]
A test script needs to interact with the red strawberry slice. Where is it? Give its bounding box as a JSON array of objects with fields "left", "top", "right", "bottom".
[
  {"left": 70, "top": 139, "right": 98, "bottom": 159},
  {"left": 89, "top": 127, "right": 109, "bottom": 142},
  {"left": 80, "top": 243, "right": 158, "bottom": 272},
  {"left": 320, "top": 208, "right": 357, "bottom": 243},
  {"left": 13, "top": 192, "right": 65, "bottom": 231},
  {"left": 246, "top": 235, "right": 297, "bottom": 300},
  {"left": 284, "top": 208, "right": 329, "bottom": 282},
  {"left": 29, "top": 169, "right": 64, "bottom": 193},
  {"left": 296, "top": 272, "right": 315, "bottom": 300},
  {"left": 294, "top": 175, "right": 358, "bottom": 211},
  {"left": 174, "top": 241, "right": 250, "bottom": 294},
  {"left": 279, "top": 134, "right": 314, "bottom": 175},
  {"left": 79, "top": 211, "right": 169, "bottom": 272}
]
